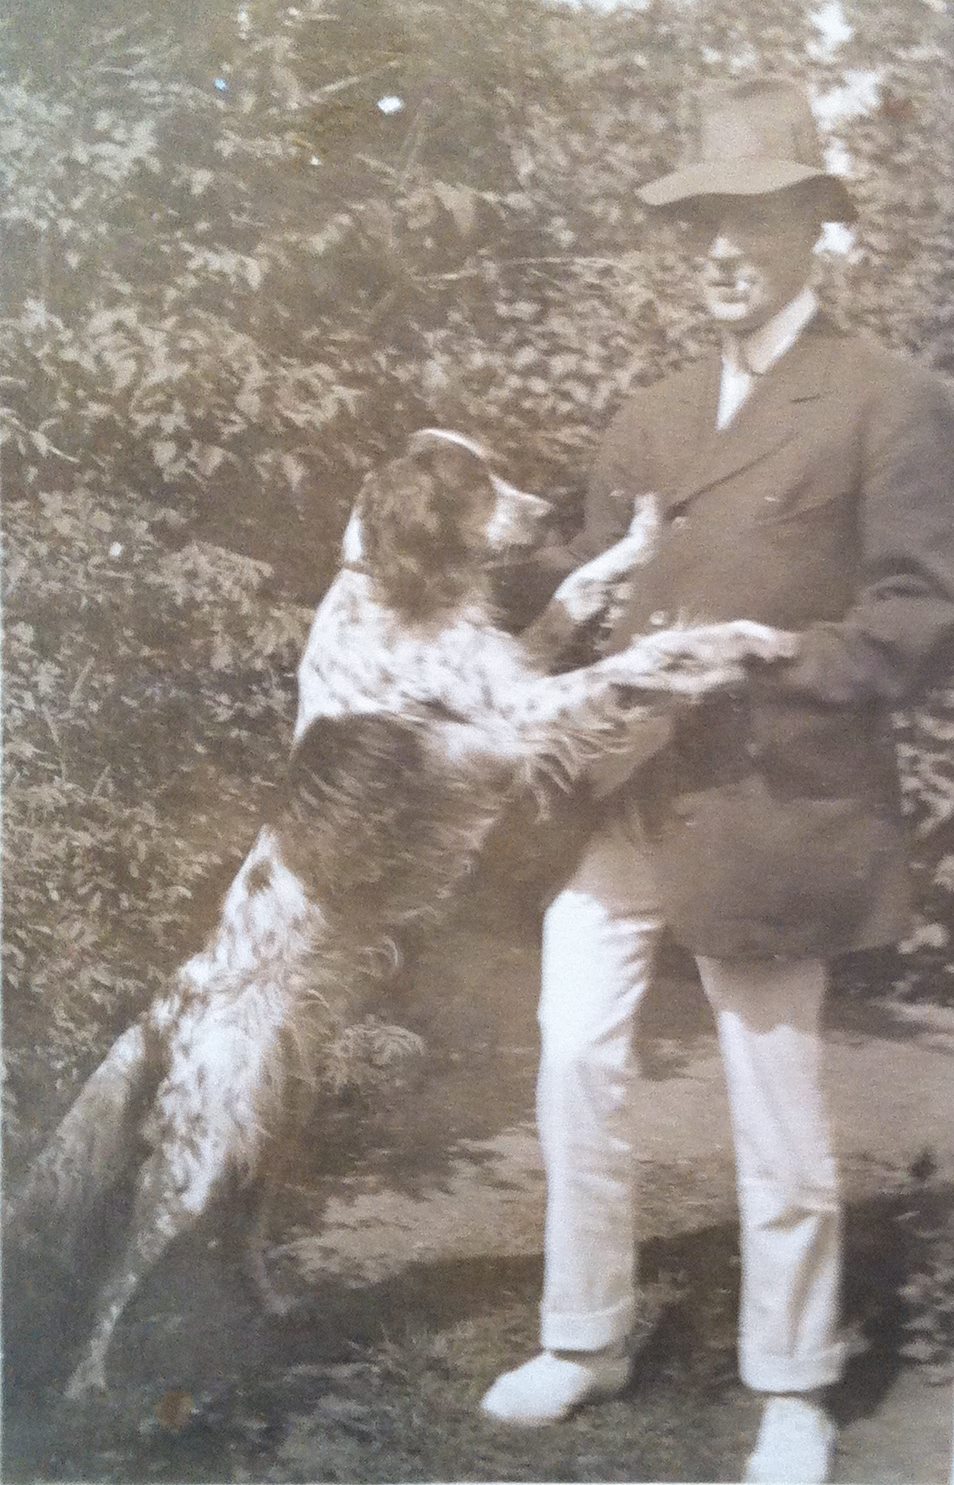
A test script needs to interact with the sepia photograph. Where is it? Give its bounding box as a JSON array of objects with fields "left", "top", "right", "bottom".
[{"left": 3, "top": 0, "right": 954, "bottom": 1480}]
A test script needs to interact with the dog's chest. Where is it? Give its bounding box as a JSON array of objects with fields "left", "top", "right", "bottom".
[{"left": 297, "top": 581, "right": 535, "bottom": 731}]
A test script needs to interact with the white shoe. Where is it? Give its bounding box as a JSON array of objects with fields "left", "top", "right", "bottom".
[
  {"left": 744, "top": 1396, "right": 837, "bottom": 1484},
  {"left": 480, "top": 1348, "right": 630, "bottom": 1427}
]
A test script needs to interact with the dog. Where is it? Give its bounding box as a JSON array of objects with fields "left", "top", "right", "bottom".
[{"left": 9, "top": 428, "right": 795, "bottom": 1399}]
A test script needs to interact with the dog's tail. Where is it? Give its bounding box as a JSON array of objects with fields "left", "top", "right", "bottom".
[{"left": 8, "top": 1018, "right": 158, "bottom": 1263}]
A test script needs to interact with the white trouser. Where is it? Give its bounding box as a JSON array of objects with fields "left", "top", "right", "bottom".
[{"left": 537, "top": 810, "right": 846, "bottom": 1393}]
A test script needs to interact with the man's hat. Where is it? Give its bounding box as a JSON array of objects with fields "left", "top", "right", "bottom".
[{"left": 639, "top": 77, "right": 857, "bottom": 223}]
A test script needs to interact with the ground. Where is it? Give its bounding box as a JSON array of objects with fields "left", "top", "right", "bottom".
[{"left": 5, "top": 903, "right": 953, "bottom": 1484}]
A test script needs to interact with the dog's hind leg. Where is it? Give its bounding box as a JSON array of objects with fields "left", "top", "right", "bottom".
[
  {"left": 63, "top": 1139, "right": 208, "bottom": 1398},
  {"left": 239, "top": 1072, "right": 320, "bottom": 1320},
  {"left": 65, "top": 986, "right": 295, "bottom": 1397},
  {"left": 241, "top": 1168, "right": 301, "bottom": 1318},
  {"left": 10, "top": 1019, "right": 157, "bottom": 1263},
  {"left": 63, "top": 1071, "right": 243, "bottom": 1401},
  {"left": 243, "top": 1185, "right": 283, "bottom": 1314}
]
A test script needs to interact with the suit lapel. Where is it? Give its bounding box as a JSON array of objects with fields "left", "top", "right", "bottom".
[{"left": 663, "top": 319, "right": 839, "bottom": 514}]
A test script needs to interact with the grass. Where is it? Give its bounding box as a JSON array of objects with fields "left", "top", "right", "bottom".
[
  {"left": 1, "top": 1226, "right": 769, "bottom": 1483},
  {"left": 241, "top": 1301, "right": 760, "bottom": 1485}
]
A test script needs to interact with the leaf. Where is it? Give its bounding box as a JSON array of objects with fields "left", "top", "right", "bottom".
[
  {"left": 901, "top": 1337, "right": 940, "bottom": 1362},
  {"left": 280, "top": 452, "right": 306, "bottom": 491},
  {"left": 105, "top": 354, "right": 138, "bottom": 391},
  {"left": 432, "top": 180, "right": 476, "bottom": 236},
  {"left": 151, "top": 439, "right": 177, "bottom": 469},
  {"left": 196, "top": 444, "right": 227, "bottom": 478}
]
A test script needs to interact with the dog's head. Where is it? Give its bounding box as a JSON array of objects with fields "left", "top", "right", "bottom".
[
  {"left": 406, "top": 430, "right": 550, "bottom": 553},
  {"left": 347, "top": 429, "right": 550, "bottom": 620}
]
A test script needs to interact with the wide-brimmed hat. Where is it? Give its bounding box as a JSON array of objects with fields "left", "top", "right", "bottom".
[{"left": 639, "top": 77, "right": 856, "bottom": 223}]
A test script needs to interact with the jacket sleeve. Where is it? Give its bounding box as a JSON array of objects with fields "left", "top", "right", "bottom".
[{"left": 764, "top": 368, "right": 954, "bottom": 705}]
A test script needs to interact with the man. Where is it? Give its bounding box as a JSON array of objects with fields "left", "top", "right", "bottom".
[{"left": 480, "top": 77, "right": 954, "bottom": 1484}]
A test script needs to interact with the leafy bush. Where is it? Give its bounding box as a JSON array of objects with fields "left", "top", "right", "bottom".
[
  {"left": 897, "top": 1153, "right": 954, "bottom": 1381},
  {"left": 3, "top": 482, "right": 310, "bottom": 1157},
  {"left": 3, "top": 0, "right": 954, "bottom": 1162}
]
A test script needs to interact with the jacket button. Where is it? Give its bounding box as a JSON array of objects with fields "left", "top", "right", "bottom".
[{"left": 649, "top": 610, "right": 669, "bottom": 627}]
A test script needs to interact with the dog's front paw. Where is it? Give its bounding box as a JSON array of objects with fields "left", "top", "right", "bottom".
[
  {"left": 633, "top": 622, "right": 798, "bottom": 680},
  {"left": 606, "top": 623, "right": 774, "bottom": 700},
  {"left": 554, "top": 561, "right": 627, "bottom": 626},
  {"left": 624, "top": 492, "right": 661, "bottom": 555},
  {"left": 552, "top": 497, "right": 660, "bottom": 625},
  {"left": 717, "top": 621, "right": 799, "bottom": 664}
]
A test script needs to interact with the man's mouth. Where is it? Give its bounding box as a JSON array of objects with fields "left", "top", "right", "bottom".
[{"left": 706, "top": 281, "right": 755, "bottom": 308}]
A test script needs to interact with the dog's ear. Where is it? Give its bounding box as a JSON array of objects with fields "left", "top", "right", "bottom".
[
  {"left": 409, "top": 437, "right": 493, "bottom": 506},
  {"left": 405, "top": 429, "right": 496, "bottom": 510},
  {"left": 406, "top": 427, "right": 488, "bottom": 463},
  {"left": 357, "top": 440, "right": 495, "bottom": 618}
]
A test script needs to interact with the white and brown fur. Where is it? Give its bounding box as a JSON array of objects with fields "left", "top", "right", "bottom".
[{"left": 9, "top": 429, "right": 794, "bottom": 1399}]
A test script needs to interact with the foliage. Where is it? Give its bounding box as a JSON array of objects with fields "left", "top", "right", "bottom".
[
  {"left": 3, "top": 0, "right": 954, "bottom": 1158},
  {"left": 896, "top": 1153, "right": 954, "bottom": 1381},
  {"left": 2, "top": 473, "right": 312, "bottom": 1147}
]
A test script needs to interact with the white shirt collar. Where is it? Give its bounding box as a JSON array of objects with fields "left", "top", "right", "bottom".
[{"left": 724, "top": 284, "right": 819, "bottom": 378}]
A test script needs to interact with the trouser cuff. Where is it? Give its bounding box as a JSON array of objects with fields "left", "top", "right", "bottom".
[
  {"left": 741, "top": 1339, "right": 847, "bottom": 1393},
  {"left": 541, "top": 1297, "right": 635, "bottom": 1352}
]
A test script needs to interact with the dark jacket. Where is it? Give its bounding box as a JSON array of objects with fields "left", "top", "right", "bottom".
[{"left": 553, "top": 316, "right": 954, "bottom": 957}]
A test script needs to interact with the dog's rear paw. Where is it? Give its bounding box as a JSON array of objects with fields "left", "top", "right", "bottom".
[
  {"left": 65, "top": 1355, "right": 108, "bottom": 1402},
  {"left": 256, "top": 1281, "right": 304, "bottom": 1319}
]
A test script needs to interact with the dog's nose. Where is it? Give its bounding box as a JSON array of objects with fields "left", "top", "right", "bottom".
[{"left": 490, "top": 475, "right": 550, "bottom": 519}]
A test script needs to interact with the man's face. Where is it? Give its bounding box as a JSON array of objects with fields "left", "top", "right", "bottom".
[{"left": 687, "top": 191, "right": 823, "bottom": 333}]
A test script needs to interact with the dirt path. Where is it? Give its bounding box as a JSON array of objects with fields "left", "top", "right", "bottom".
[
  {"left": 274, "top": 923, "right": 954, "bottom": 1484},
  {"left": 292, "top": 966, "right": 954, "bottom": 1287}
]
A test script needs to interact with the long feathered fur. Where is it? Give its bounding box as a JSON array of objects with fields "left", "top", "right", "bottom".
[{"left": 9, "top": 429, "right": 795, "bottom": 1398}]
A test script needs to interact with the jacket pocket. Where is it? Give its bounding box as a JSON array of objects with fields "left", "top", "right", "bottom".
[
  {"left": 753, "top": 481, "right": 851, "bottom": 527},
  {"left": 655, "top": 777, "right": 902, "bottom": 948}
]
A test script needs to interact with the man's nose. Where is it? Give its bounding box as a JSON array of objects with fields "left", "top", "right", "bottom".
[{"left": 707, "top": 230, "right": 742, "bottom": 261}]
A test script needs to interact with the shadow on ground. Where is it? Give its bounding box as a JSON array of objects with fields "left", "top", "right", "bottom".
[{"left": 5, "top": 1181, "right": 949, "bottom": 1484}]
